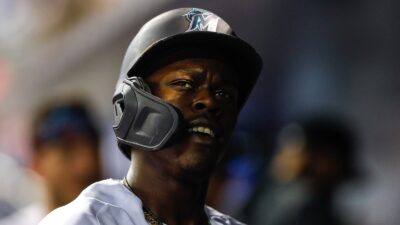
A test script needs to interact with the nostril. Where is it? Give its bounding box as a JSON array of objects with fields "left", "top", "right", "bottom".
[
  {"left": 193, "top": 101, "right": 222, "bottom": 116},
  {"left": 193, "top": 102, "right": 206, "bottom": 111}
]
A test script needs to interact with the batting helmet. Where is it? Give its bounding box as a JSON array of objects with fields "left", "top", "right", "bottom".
[{"left": 113, "top": 8, "right": 263, "bottom": 158}]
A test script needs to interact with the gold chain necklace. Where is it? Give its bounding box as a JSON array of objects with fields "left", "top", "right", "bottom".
[
  {"left": 122, "top": 177, "right": 212, "bottom": 225},
  {"left": 143, "top": 207, "right": 164, "bottom": 225}
]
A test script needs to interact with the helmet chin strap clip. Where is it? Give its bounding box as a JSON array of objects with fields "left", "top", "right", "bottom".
[
  {"left": 113, "top": 76, "right": 180, "bottom": 153},
  {"left": 127, "top": 76, "right": 152, "bottom": 93}
]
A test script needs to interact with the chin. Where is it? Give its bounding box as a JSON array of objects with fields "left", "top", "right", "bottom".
[
  {"left": 167, "top": 138, "right": 227, "bottom": 182},
  {"left": 178, "top": 152, "right": 219, "bottom": 183}
]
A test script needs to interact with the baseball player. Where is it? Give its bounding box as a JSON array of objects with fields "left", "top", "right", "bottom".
[
  {"left": 0, "top": 99, "right": 102, "bottom": 225},
  {"left": 39, "top": 7, "right": 262, "bottom": 225}
]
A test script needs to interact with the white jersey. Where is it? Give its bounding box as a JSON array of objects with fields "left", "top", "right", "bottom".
[{"left": 39, "top": 179, "right": 245, "bottom": 225}]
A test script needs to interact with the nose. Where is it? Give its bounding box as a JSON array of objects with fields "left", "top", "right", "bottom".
[{"left": 192, "top": 90, "right": 222, "bottom": 117}]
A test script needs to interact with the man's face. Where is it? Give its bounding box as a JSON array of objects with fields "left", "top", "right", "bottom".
[
  {"left": 34, "top": 137, "right": 101, "bottom": 207},
  {"left": 144, "top": 58, "right": 239, "bottom": 179}
]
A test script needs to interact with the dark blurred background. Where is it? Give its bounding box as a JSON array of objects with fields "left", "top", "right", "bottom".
[{"left": 0, "top": 0, "right": 399, "bottom": 225}]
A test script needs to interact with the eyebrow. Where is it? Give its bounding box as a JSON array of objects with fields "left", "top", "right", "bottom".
[
  {"left": 174, "top": 67, "right": 237, "bottom": 86},
  {"left": 176, "top": 68, "right": 205, "bottom": 75}
]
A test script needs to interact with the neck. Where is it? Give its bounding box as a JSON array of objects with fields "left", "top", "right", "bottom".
[
  {"left": 45, "top": 188, "right": 65, "bottom": 213},
  {"left": 45, "top": 197, "right": 57, "bottom": 213},
  {"left": 126, "top": 153, "right": 210, "bottom": 225}
]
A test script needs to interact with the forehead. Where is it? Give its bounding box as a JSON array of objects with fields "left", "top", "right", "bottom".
[{"left": 145, "top": 58, "right": 238, "bottom": 84}]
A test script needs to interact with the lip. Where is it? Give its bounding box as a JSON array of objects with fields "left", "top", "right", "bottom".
[
  {"left": 187, "top": 117, "right": 222, "bottom": 138},
  {"left": 189, "top": 132, "right": 216, "bottom": 146}
]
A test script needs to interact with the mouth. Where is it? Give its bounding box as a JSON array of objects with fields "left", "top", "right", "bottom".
[
  {"left": 186, "top": 118, "right": 221, "bottom": 140},
  {"left": 188, "top": 126, "right": 215, "bottom": 138}
]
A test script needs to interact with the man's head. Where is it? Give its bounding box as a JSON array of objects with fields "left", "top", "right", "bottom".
[
  {"left": 113, "top": 8, "right": 262, "bottom": 156},
  {"left": 32, "top": 99, "right": 102, "bottom": 208},
  {"left": 271, "top": 116, "right": 356, "bottom": 186}
]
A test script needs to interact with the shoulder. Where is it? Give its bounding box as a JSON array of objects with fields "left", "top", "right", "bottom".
[
  {"left": 206, "top": 206, "right": 246, "bottom": 225},
  {"left": 38, "top": 195, "right": 103, "bottom": 225},
  {"left": 39, "top": 179, "right": 144, "bottom": 225}
]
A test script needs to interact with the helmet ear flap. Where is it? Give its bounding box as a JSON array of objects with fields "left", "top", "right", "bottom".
[
  {"left": 113, "top": 76, "right": 180, "bottom": 155},
  {"left": 113, "top": 76, "right": 148, "bottom": 128},
  {"left": 113, "top": 94, "right": 125, "bottom": 127}
]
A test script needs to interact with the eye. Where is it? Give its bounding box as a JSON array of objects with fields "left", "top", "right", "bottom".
[
  {"left": 169, "top": 80, "right": 193, "bottom": 90},
  {"left": 215, "top": 89, "right": 233, "bottom": 100}
]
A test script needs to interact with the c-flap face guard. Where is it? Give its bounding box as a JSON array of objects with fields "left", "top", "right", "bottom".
[{"left": 113, "top": 76, "right": 179, "bottom": 151}]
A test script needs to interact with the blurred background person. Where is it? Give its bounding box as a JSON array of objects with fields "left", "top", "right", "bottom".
[
  {"left": 0, "top": 98, "right": 103, "bottom": 225},
  {"left": 245, "top": 115, "right": 357, "bottom": 225}
]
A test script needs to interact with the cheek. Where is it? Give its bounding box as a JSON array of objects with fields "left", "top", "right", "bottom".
[
  {"left": 35, "top": 150, "right": 70, "bottom": 188},
  {"left": 36, "top": 151, "right": 63, "bottom": 176},
  {"left": 158, "top": 89, "right": 192, "bottom": 111},
  {"left": 222, "top": 106, "right": 239, "bottom": 127}
]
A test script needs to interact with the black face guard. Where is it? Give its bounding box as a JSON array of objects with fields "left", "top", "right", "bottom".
[{"left": 113, "top": 77, "right": 180, "bottom": 156}]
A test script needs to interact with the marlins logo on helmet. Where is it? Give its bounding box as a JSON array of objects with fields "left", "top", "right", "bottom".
[{"left": 183, "top": 8, "right": 220, "bottom": 32}]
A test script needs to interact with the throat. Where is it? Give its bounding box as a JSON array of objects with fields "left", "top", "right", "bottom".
[
  {"left": 126, "top": 147, "right": 215, "bottom": 225},
  {"left": 124, "top": 170, "right": 210, "bottom": 225}
]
